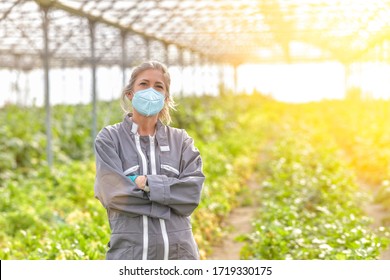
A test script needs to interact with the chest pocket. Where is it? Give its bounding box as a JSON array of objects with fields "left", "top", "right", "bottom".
[
  {"left": 160, "top": 158, "right": 180, "bottom": 178},
  {"left": 119, "top": 140, "right": 141, "bottom": 176},
  {"left": 123, "top": 164, "right": 139, "bottom": 176}
]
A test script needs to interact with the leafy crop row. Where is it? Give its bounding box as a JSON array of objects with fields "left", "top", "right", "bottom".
[
  {"left": 240, "top": 112, "right": 390, "bottom": 259},
  {"left": 0, "top": 162, "right": 108, "bottom": 259},
  {"left": 289, "top": 100, "right": 390, "bottom": 222}
]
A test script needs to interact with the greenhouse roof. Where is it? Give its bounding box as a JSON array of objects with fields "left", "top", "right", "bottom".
[{"left": 1, "top": 0, "right": 390, "bottom": 70}]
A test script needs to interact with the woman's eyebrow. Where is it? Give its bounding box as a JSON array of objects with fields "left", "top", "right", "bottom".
[
  {"left": 139, "top": 79, "right": 164, "bottom": 84},
  {"left": 139, "top": 79, "right": 165, "bottom": 86}
]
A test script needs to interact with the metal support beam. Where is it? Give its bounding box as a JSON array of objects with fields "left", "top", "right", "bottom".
[
  {"left": 12, "top": 55, "right": 21, "bottom": 105},
  {"left": 121, "top": 31, "right": 127, "bottom": 87},
  {"left": 42, "top": 5, "right": 53, "bottom": 167},
  {"left": 218, "top": 63, "right": 225, "bottom": 96},
  {"left": 145, "top": 38, "right": 150, "bottom": 61},
  {"left": 233, "top": 64, "right": 238, "bottom": 94},
  {"left": 200, "top": 55, "right": 206, "bottom": 95},
  {"left": 89, "top": 20, "right": 97, "bottom": 142},
  {"left": 179, "top": 47, "right": 184, "bottom": 96},
  {"left": 164, "top": 43, "right": 169, "bottom": 66},
  {"left": 190, "top": 52, "right": 197, "bottom": 95}
]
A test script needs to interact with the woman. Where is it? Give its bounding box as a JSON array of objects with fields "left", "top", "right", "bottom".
[{"left": 94, "top": 61, "right": 205, "bottom": 260}]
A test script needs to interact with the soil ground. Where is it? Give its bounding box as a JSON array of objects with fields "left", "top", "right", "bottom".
[
  {"left": 364, "top": 200, "right": 390, "bottom": 259},
  {"left": 207, "top": 206, "right": 257, "bottom": 260},
  {"left": 207, "top": 177, "right": 260, "bottom": 260},
  {"left": 359, "top": 180, "right": 390, "bottom": 260}
]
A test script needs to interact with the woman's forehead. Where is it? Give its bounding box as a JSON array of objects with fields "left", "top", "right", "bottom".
[{"left": 136, "top": 69, "right": 165, "bottom": 84}]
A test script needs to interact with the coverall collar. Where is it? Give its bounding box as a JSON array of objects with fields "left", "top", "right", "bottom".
[{"left": 124, "top": 114, "right": 170, "bottom": 152}]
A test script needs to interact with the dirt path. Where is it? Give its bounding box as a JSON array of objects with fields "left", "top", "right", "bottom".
[
  {"left": 207, "top": 177, "right": 260, "bottom": 260},
  {"left": 364, "top": 202, "right": 390, "bottom": 259},
  {"left": 360, "top": 181, "right": 390, "bottom": 260},
  {"left": 207, "top": 205, "right": 258, "bottom": 260}
]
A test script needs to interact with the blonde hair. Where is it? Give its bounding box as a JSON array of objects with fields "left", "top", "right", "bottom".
[{"left": 121, "top": 61, "right": 176, "bottom": 125}]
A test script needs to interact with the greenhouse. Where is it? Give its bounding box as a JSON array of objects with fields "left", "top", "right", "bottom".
[{"left": 1, "top": 0, "right": 390, "bottom": 266}]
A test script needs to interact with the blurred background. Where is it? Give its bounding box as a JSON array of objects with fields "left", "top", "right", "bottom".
[
  {"left": 0, "top": 0, "right": 389, "bottom": 260},
  {"left": 1, "top": 0, "right": 390, "bottom": 107}
]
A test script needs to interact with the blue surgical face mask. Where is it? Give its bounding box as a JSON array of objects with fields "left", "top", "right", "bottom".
[{"left": 132, "top": 87, "right": 165, "bottom": 117}]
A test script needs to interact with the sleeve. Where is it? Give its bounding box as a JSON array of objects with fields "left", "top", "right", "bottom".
[
  {"left": 147, "top": 131, "right": 205, "bottom": 217},
  {"left": 94, "top": 128, "right": 171, "bottom": 219}
]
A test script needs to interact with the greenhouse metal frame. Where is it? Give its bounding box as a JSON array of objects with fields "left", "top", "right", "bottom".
[{"left": 1, "top": 0, "right": 390, "bottom": 165}]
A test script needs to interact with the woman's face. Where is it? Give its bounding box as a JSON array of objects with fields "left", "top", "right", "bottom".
[{"left": 132, "top": 69, "right": 167, "bottom": 97}]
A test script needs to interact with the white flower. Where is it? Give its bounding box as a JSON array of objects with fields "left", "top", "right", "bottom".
[
  {"left": 74, "top": 249, "right": 85, "bottom": 258},
  {"left": 319, "top": 244, "right": 333, "bottom": 251}
]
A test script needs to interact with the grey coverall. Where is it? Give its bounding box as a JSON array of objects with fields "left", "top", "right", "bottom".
[{"left": 94, "top": 115, "right": 205, "bottom": 260}]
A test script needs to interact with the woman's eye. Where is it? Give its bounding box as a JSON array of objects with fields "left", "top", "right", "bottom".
[{"left": 139, "top": 82, "right": 147, "bottom": 86}]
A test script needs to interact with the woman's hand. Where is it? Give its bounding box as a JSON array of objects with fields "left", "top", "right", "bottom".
[{"left": 134, "top": 175, "right": 147, "bottom": 190}]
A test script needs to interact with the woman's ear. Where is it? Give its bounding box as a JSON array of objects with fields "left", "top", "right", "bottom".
[{"left": 127, "top": 91, "right": 133, "bottom": 100}]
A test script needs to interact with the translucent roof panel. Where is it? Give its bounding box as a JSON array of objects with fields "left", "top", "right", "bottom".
[{"left": 1, "top": 0, "right": 390, "bottom": 69}]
